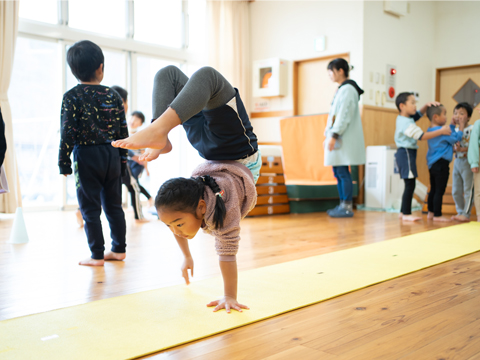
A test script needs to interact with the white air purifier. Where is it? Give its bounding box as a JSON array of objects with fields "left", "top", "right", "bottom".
[{"left": 365, "top": 146, "right": 404, "bottom": 209}]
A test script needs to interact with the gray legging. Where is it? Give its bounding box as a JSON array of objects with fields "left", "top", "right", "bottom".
[{"left": 152, "top": 66, "right": 236, "bottom": 123}]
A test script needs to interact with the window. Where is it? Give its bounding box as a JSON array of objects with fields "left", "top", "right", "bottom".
[
  {"left": 13, "top": 1, "right": 207, "bottom": 209},
  {"left": 187, "top": 0, "right": 207, "bottom": 54},
  {"left": 9, "top": 37, "right": 62, "bottom": 207},
  {"left": 135, "top": 55, "right": 181, "bottom": 122},
  {"left": 134, "top": 0, "right": 183, "bottom": 48},
  {"left": 68, "top": 0, "right": 126, "bottom": 38},
  {"left": 19, "top": 0, "right": 58, "bottom": 24},
  {"left": 134, "top": 55, "right": 181, "bottom": 193}
]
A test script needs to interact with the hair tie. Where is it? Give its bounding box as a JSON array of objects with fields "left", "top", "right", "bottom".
[{"left": 215, "top": 190, "right": 225, "bottom": 198}]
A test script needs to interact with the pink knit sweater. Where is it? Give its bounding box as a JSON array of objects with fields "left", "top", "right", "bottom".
[{"left": 191, "top": 161, "right": 257, "bottom": 260}]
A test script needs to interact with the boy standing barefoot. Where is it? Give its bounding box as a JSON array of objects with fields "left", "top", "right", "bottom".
[{"left": 59, "top": 40, "right": 128, "bottom": 266}]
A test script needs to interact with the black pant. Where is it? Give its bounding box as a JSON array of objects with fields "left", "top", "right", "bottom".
[
  {"left": 138, "top": 184, "right": 151, "bottom": 200},
  {"left": 428, "top": 159, "right": 450, "bottom": 217},
  {"left": 74, "top": 144, "right": 126, "bottom": 259},
  {"left": 401, "top": 178, "right": 416, "bottom": 215},
  {"left": 122, "top": 168, "right": 144, "bottom": 220}
]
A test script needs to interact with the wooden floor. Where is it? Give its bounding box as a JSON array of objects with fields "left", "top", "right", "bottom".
[{"left": 1, "top": 209, "right": 479, "bottom": 359}]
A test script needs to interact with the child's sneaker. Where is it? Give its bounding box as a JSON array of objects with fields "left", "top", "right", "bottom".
[{"left": 328, "top": 207, "right": 354, "bottom": 218}]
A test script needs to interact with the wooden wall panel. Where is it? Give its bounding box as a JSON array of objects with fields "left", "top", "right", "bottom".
[{"left": 361, "top": 105, "right": 398, "bottom": 148}]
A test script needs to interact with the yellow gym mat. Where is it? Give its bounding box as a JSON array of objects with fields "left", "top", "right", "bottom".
[{"left": 1, "top": 223, "right": 479, "bottom": 360}]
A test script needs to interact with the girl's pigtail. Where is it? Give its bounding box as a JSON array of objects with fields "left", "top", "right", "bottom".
[{"left": 201, "top": 175, "right": 226, "bottom": 230}]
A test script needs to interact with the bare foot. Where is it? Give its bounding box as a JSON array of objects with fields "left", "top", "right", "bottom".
[
  {"left": 76, "top": 209, "right": 84, "bottom": 228},
  {"left": 427, "top": 212, "right": 434, "bottom": 220},
  {"left": 398, "top": 213, "right": 403, "bottom": 219},
  {"left": 104, "top": 251, "right": 126, "bottom": 261},
  {"left": 452, "top": 214, "right": 470, "bottom": 222},
  {"left": 79, "top": 258, "right": 104, "bottom": 266},
  {"left": 112, "top": 107, "right": 180, "bottom": 150},
  {"left": 135, "top": 218, "right": 150, "bottom": 224},
  {"left": 402, "top": 215, "right": 422, "bottom": 222},
  {"left": 433, "top": 216, "right": 452, "bottom": 223},
  {"left": 139, "top": 148, "right": 165, "bottom": 162},
  {"left": 112, "top": 128, "right": 167, "bottom": 150}
]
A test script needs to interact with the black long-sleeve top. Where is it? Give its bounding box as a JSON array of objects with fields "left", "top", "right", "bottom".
[{"left": 58, "top": 85, "right": 128, "bottom": 175}]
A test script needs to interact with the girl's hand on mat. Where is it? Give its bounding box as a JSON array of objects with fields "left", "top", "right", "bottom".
[
  {"left": 181, "top": 257, "right": 194, "bottom": 285},
  {"left": 472, "top": 167, "right": 479, "bottom": 173},
  {"left": 207, "top": 296, "right": 249, "bottom": 313}
]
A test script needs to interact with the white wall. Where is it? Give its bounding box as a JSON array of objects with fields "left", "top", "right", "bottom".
[
  {"left": 249, "top": 0, "right": 364, "bottom": 142},
  {"left": 434, "top": 1, "right": 480, "bottom": 69},
  {"left": 362, "top": 1, "right": 436, "bottom": 109},
  {"left": 249, "top": 1, "right": 479, "bottom": 143}
]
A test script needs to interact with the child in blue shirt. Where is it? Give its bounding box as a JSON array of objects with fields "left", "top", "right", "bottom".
[
  {"left": 426, "top": 104, "right": 465, "bottom": 222},
  {"left": 394, "top": 92, "right": 450, "bottom": 222}
]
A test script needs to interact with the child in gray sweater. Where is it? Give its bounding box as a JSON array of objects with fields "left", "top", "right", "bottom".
[{"left": 113, "top": 66, "right": 260, "bottom": 313}]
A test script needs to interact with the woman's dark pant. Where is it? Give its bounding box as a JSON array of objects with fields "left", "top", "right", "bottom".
[
  {"left": 74, "top": 144, "right": 126, "bottom": 259},
  {"left": 333, "top": 166, "right": 353, "bottom": 201},
  {"left": 428, "top": 159, "right": 450, "bottom": 217}
]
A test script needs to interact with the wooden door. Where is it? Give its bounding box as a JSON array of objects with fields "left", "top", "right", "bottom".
[
  {"left": 416, "top": 64, "right": 480, "bottom": 186},
  {"left": 293, "top": 53, "right": 349, "bottom": 116}
]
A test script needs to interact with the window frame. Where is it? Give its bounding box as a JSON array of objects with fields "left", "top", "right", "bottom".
[{"left": 14, "top": 0, "right": 199, "bottom": 211}]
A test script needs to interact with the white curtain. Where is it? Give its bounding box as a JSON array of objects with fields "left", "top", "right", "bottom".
[
  {"left": 207, "top": 0, "right": 251, "bottom": 112},
  {"left": 0, "top": 0, "right": 22, "bottom": 213}
]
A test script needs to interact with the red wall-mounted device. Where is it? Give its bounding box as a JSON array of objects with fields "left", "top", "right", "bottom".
[{"left": 386, "top": 64, "right": 397, "bottom": 102}]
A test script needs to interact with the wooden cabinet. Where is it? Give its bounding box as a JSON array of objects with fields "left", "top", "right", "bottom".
[{"left": 248, "top": 156, "right": 291, "bottom": 216}]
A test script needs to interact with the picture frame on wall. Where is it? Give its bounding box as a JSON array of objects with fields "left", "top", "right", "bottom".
[{"left": 253, "top": 58, "right": 288, "bottom": 98}]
